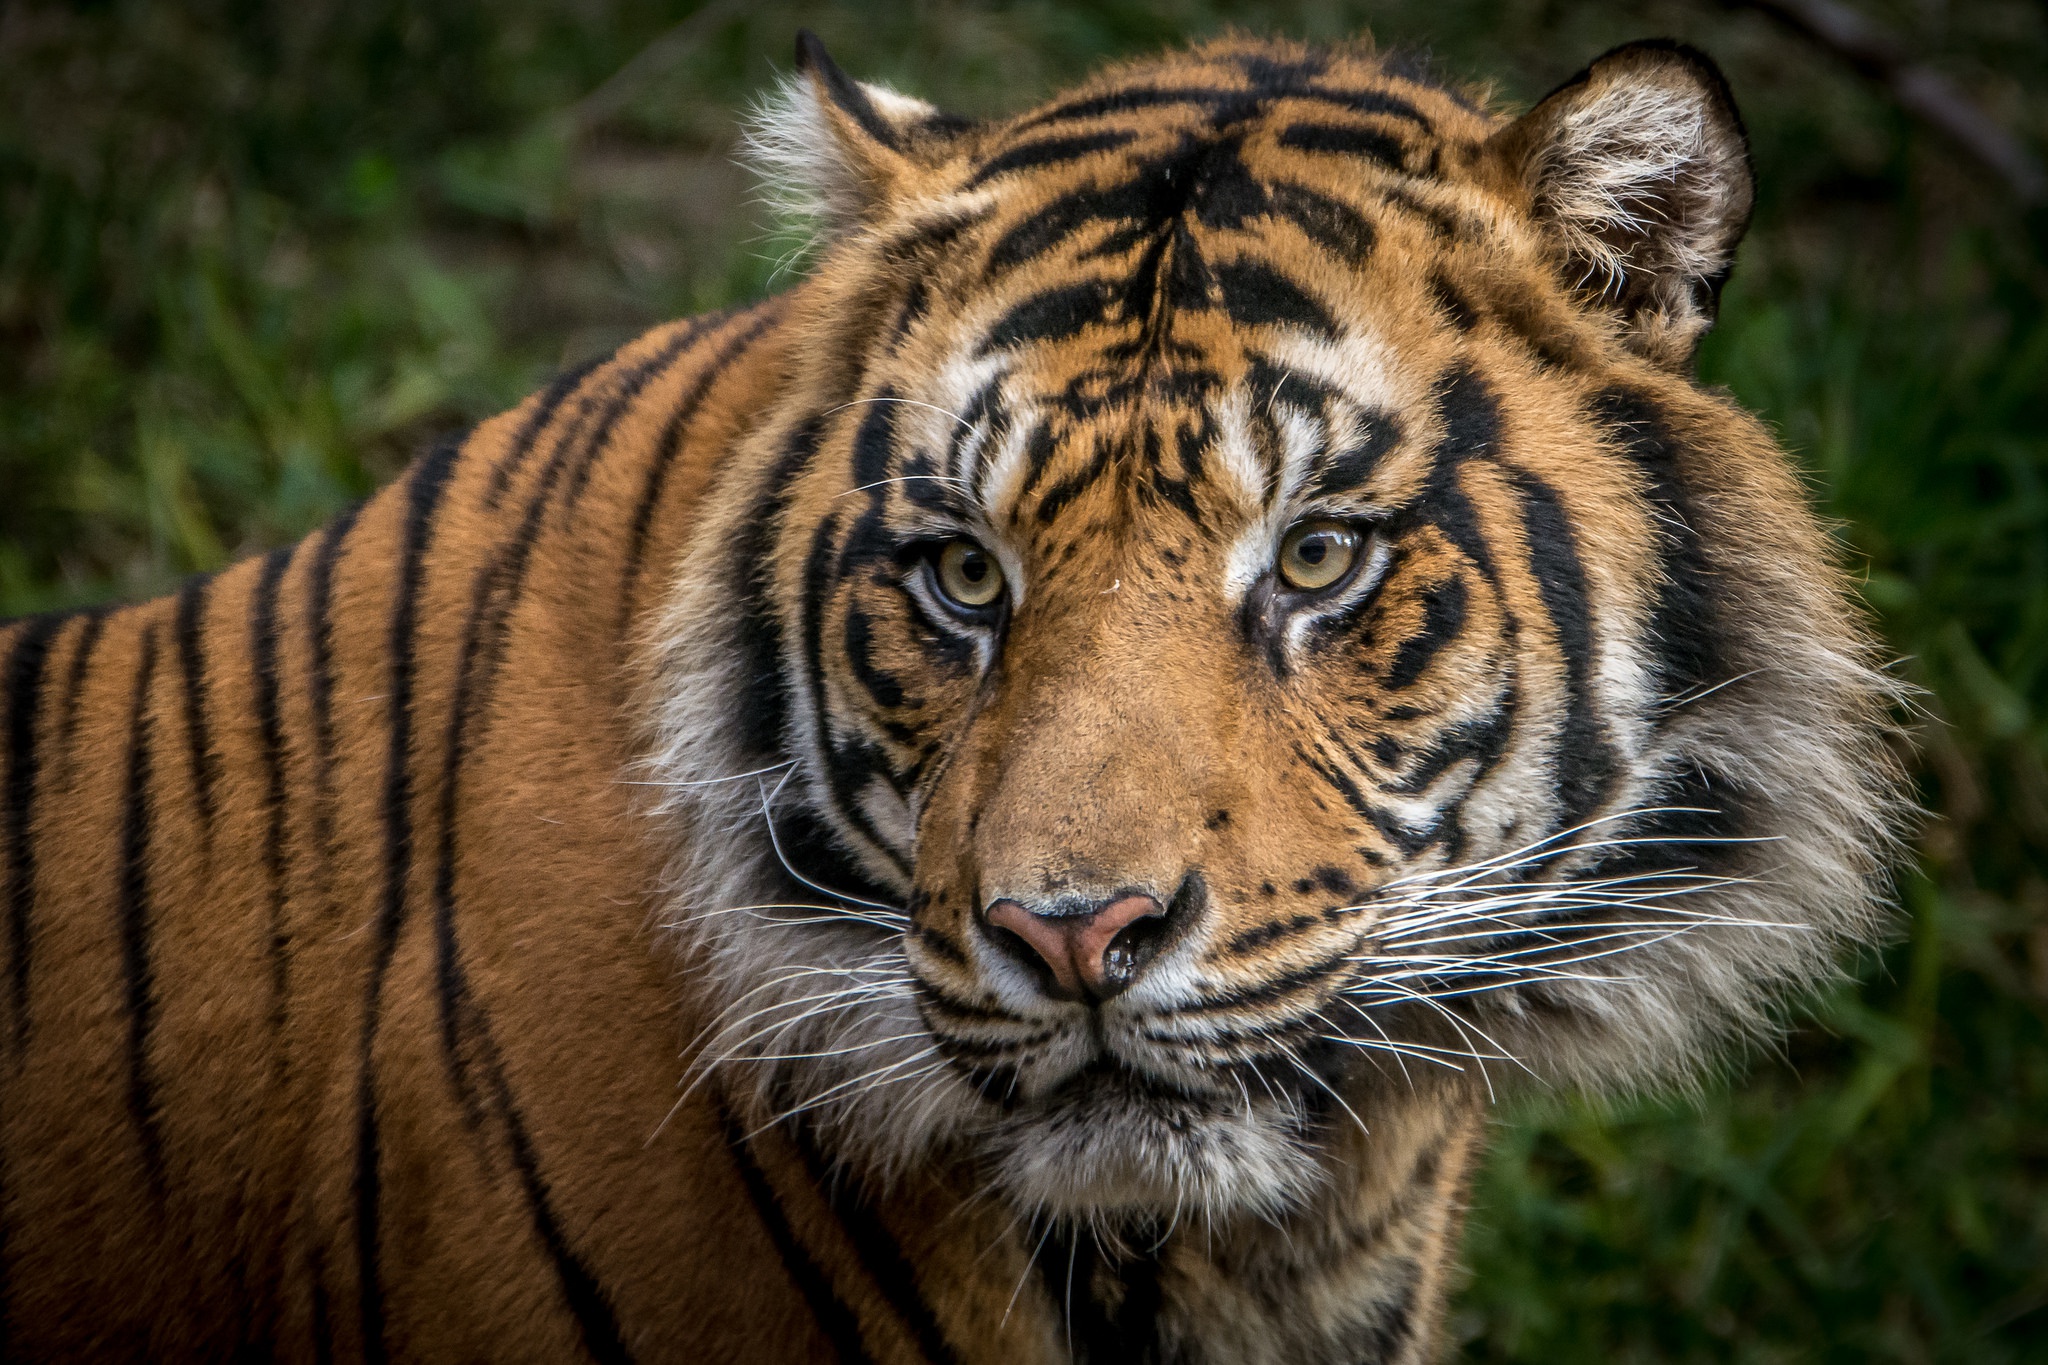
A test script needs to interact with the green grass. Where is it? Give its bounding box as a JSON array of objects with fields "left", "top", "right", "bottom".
[{"left": 4, "top": 2, "right": 2045, "bottom": 1358}]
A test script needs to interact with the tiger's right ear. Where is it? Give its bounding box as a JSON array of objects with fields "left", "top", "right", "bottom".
[{"left": 745, "top": 31, "right": 974, "bottom": 234}]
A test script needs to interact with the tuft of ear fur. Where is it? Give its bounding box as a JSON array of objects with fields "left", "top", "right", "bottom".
[
  {"left": 743, "top": 30, "right": 972, "bottom": 240},
  {"left": 1489, "top": 41, "right": 1754, "bottom": 368}
]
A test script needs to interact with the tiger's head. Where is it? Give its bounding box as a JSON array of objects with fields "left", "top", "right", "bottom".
[{"left": 646, "top": 34, "right": 1906, "bottom": 1228}]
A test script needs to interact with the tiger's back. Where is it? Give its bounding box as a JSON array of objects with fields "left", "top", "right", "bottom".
[
  {"left": 1, "top": 30, "right": 1905, "bottom": 1365},
  {"left": 0, "top": 307, "right": 888, "bottom": 1359}
]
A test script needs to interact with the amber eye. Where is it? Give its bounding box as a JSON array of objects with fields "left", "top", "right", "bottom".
[
  {"left": 934, "top": 539, "right": 1006, "bottom": 610},
  {"left": 1277, "top": 520, "right": 1362, "bottom": 593}
]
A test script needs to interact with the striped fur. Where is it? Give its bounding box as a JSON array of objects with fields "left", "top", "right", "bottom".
[{"left": 0, "top": 33, "right": 1905, "bottom": 1363}]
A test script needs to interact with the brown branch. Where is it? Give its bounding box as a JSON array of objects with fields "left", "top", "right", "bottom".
[{"left": 1726, "top": 0, "right": 2046, "bottom": 204}]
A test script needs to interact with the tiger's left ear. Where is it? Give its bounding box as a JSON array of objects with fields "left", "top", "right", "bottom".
[
  {"left": 746, "top": 30, "right": 974, "bottom": 236},
  {"left": 1486, "top": 41, "right": 1754, "bottom": 368}
]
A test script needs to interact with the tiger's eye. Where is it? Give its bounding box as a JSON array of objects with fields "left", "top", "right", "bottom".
[
  {"left": 935, "top": 539, "right": 1005, "bottom": 609},
  {"left": 1277, "top": 520, "right": 1362, "bottom": 593}
]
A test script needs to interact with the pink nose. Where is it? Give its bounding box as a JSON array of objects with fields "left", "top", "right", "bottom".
[{"left": 983, "top": 893, "right": 1168, "bottom": 1001}]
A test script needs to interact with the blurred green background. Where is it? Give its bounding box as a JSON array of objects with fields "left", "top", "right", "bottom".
[{"left": 2, "top": 0, "right": 2043, "bottom": 1358}]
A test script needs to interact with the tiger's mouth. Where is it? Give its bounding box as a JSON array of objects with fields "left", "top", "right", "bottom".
[
  {"left": 980, "top": 1054, "right": 1329, "bottom": 1222},
  {"left": 918, "top": 967, "right": 1356, "bottom": 1221}
]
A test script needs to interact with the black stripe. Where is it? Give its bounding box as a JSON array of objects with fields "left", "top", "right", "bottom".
[
  {"left": 1344, "top": 1254, "right": 1419, "bottom": 1362},
  {"left": 356, "top": 437, "right": 463, "bottom": 1365},
  {"left": 306, "top": 503, "right": 362, "bottom": 875},
  {"left": 1012, "top": 83, "right": 1239, "bottom": 131},
  {"left": 1385, "top": 576, "right": 1467, "bottom": 690},
  {"left": 982, "top": 280, "right": 1119, "bottom": 352},
  {"left": 1313, "top": 85, "right": 1431, "bottom": 127},
  {"left": 427, "top": 330, "right": 675, "bottom": 1353},
  {"left": 1427, "top": 272, "right": 1480, "bottom": 331},
  {"left": 797, "top": 513, "right": 908, "bottom": 881},
  {"left": 56, "top": 608, "right": 108, "bottom": 748},
  {"left": 250, "top": 545, "right": 294, "bottom": 1036},
  {"left": 173, "top": 574, "right": 220, "bottom": 849},
  {"left": 1380, "top": 696, "right": 1515, "bottom": 797},
  {"left": 480, "top": 1030, "right": 634, "bottom": 1364},
  {"left": 791, "top": 1132, "right": 961, "bottom": 1365},
  {"left": 1012, "top": 79, "right": 1428, "bottom": 139},
  {"left": 559, "top": 322, "right": 713, "bottom": 518},
  {"left": 1238, "top": 181, "right": 1378, "bottom": 262},
  {"left": 1296, "top": 740, "right": 1436, "bottom": 858},
  {"left": 309, "top": 1246, "right": 334, "bottom": 1365},
  {"left": 1210, "top": 259, "right": 1339, "bottom": 337},
  {"left": 963, "top": 128, "right": 1136, "bottom": 189},
  {"left": 1590, "top": 387, "right": 1724, "bottom": 701},
  {"left": 730, "top": 420, "right": 822, "bottom": 760},
  {"left": 1032, "top": 432, "right": 1115, "bottom": 525},
  {"left": 1420, "top": 365, "right": 1505, "bottom": 584},
  {"left": 1503, "top": 466, "right": 1615, "bottom": 830},
  {"left": 3, "top": 612, "right": 65, "bottom": 1052},
  {"left": 117, "top": 624, "right": 167, "bottom": 1196},
  {"left": 621, "top": 306, "right": 777, "bottom": 612},
  {"left": 718, "top": 1104, "right": 874, "bottom": 1364},
  {"left": 1277, "top": 120, "right": 1410, "bottom": 169},
  {"left": 483, "top": 357, "right": 606, "bottom": 511},
  {"left": 1308, "top": 413, "right": 1402, "bottom": 498}
]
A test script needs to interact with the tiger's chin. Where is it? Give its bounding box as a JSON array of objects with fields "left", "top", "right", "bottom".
[{"left": 982, "top": 1062, "right": 1326, "bottom": 1227}]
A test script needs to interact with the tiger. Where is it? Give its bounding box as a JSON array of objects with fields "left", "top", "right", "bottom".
[{"left": 0, "top": 28, "right": 1907, "bottom": 1364}]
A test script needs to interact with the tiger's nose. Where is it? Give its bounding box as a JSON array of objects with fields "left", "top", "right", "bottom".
[{"left": 982, "top": 893, "right": 1170, "bottom": 1002}]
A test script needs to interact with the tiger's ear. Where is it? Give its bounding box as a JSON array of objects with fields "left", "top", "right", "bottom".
[
  {"left": 1486, "top": 41, "right": 1754, "bottom": 368},
  {"left": 746, "top": 30, "right": 973, "bottom": 235}
]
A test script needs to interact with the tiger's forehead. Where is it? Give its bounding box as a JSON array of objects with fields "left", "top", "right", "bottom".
[
  {"left": 889, "top": 327, "right": 1435, "bottom": 562},
  {"left": 846, "top": 44, "right": 1529, "bottom": 541}
]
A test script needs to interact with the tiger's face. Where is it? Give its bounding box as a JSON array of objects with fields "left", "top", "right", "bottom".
[{"left": 657, "top": 36, "right": 1902, "bottom": 1227}]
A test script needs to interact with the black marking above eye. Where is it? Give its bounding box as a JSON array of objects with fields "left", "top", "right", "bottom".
[
  {"left": 1277, "top": 121, "right": 1409, "bottom": 169},
  {"left": 1212, "top": 260, "right": 1340, "bottom": 337},
  {"left": 982, "top": 280, "right": 1119, "bottom": 351}
]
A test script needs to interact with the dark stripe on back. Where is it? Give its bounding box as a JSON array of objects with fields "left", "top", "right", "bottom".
[
  {"left": 558, "top": 324, "right": 709, "bottom": 518},
  {"left": 718, "top": 1103, "right": 875, "bottom": 1364},
  {"left": 429, "top": 333, "right": 694, "bottom": 1355},
  {"left": 57, "top": 608, "right": 108, "bottom": 748},
  {"left": 621, "top": 307, "right": 779, "bottom": 614},
  {"left": 250, "top": 545, "right": 294, "bottom": 1036},
  {"left": 483, "top": 357, "right": 605, "bottom": 511},
  {"left": 3, "top": 611, "right": 65, "bottom": 1052},
  {"left": 306, "top": 503, "right": 362, "bottom": 875},
  {"left": 116, "top": 624, "right": 167, "bottom": 1196},
  {"left": 355, "top": 437, "right": 463, "bottom": 1365},
  {"left": 172, "top": 574, "right": 220, "bottom": 849}
]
